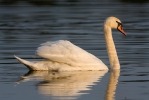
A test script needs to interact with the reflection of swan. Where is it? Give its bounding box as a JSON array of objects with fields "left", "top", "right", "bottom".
[
  {"left": 105, "top": 70, "right": 120, "bottom": 100},
  {"left": 14, "top": 16, "right": 126, "bottom": 71},
  {"left": 16, "top": 71, "right": 108, "bottom": 99}
]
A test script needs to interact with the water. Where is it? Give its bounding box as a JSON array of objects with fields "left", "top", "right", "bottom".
[{"left": 0, "top": 0, "right": 149, "bottom": 100}]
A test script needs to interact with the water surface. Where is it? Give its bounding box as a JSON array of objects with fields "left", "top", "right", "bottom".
[{"left": 0, "top": 0, "right": 149, "bottom": 100}]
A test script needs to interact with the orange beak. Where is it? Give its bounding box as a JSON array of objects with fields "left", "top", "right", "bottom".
[{"left": 117, "top": 25, "right": 127, "bottom": 36}]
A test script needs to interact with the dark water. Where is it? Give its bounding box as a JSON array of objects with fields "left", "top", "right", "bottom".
[{"left": 1, "top": 0, "right": 149, "bottom": 100}]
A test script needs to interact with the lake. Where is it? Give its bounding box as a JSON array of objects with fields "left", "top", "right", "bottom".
[{"left": 0, "top": 0, "right": 149, "bottom": 100}]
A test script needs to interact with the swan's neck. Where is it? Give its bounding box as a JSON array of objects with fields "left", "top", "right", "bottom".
[{"left": 104, "top": 25, "right": 120, "bottom": 69}]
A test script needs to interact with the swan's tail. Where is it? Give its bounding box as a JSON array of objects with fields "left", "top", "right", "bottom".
[
  {"left": 14, "top": 55, "right": 50, "bottom": 70},
  {"left": 14, "top": 55, "right": 34, "bottom": 70}
]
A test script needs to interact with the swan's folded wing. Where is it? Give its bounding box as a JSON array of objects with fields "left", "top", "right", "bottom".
[{"left": 36, "top": 40, "right": 105, "bottom": 67}]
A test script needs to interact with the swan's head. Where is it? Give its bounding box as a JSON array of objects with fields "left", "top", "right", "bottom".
[{"left": 104, "top": 16, "right": 127, "bottom": 36}]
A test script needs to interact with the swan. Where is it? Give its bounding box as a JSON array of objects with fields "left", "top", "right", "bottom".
[{"left": 14, "top": 16, "right": 126, "bottom": 71}]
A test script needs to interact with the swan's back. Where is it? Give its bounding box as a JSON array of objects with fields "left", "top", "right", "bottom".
[{"left": 37, "top": 40, "right": 108, "bottom": 71}]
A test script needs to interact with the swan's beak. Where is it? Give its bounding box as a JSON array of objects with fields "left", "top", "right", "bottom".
[{"left": 117, "top": 25, "right": 127, "bottom": 36}]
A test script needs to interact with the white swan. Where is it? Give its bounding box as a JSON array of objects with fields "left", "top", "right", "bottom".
[{"left": 14, "top": 16, "right": 126, "bottom": 71}]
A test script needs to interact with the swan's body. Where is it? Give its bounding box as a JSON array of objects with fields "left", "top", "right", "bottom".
[
  {"left": 15, "top": 16, "right": 126, "bottom": 71},
  {"left": 14, "top": 40, "right": 108, "bottom": 71}
]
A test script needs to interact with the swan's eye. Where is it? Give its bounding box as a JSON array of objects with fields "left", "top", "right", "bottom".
[{"left": 116, "top": 21, "right": 122, "bottom": 27}]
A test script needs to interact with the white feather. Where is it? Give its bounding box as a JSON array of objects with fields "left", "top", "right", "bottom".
[{"left": 36, "top": 40, "right": 107, "bottom": 70}]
